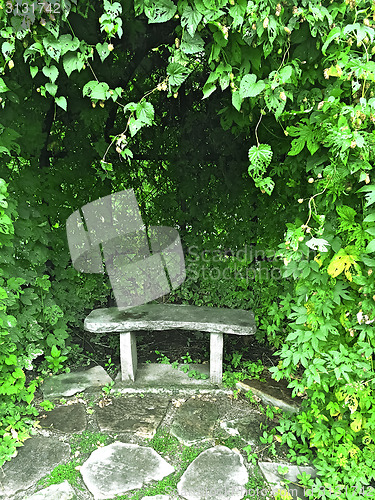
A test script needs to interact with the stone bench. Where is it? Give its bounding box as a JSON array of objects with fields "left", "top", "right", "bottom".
[{"left": 84, "top": 304, "right": 256, "bottom": 385}]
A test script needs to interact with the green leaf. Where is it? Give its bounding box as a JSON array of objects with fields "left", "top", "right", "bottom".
[
  {"left": 136, "top": 101, "right": 154, "bottom": 125},
  {"left": 322, "top": 26, "right": 341, "bottom": 55},
  {"left": 144, "top": 0, "right": 177, "bottom": 23},
  {"left": 229, "top": 0, "right": 247, "bottom": 29},
  {"left": 366, "top": 239, "right": 375, "bottom": 253},
  {"left": 240, "top": 74, "right": 265, "bottom": 99},
  {"left": 219, "top": 71, "right": 230, "bottom": 91},
  {"left": 55, "top": 96, "right": 67, "bottom": 111},
  {"left": 45, "top": 83, "right": 57, "bottom": 96},
  {"left": 167, "top": 62, "right": 191, "bottom": 87},
  {"left": 337, "top": 205, "right": 356, "bottom": 221},
  {"left": 30, "top": 66, "right": 38, "bottom": 78},
  {"left": 111, "top": 87, "right": 123, "bottom": 102},
  {"left": 24, "top": 42, "right": 44, "bottom": 63},
  {"left": 2, "top": 41, "right": 13, "bottom": 58},
  {"left": 42, "top": 36, "right": 62, "bottom": 61},
  {"left": 12, "top": 367, "right": 24, "bottom": 379},
  {"left": 123, "top": 102, "right": 137, "bottom": 113},
  {"left": 286, "top": 331, "right": 299, "bottom": 341},
  {"left": 128, "top": 117, "right": 144, "bottom": 136},
  {"left": 58, "top": 34, "right": 81, "bottom": 56},
  {"left": 0, "top": 77, "right": 10, "bottom": 93},
  {"left": 279, "top": 65, "right": 293, "bottom": 84},
  {"left": 181, "top": 6, "right": 202, "bottom": 37},
  {"left": 82, "top": 81, "right": 110, "bottom": 100},
  {"left": 361, "top": 254, "right": 375, "bottom": 266},
  {"left": 5, "top": 354, "right": 17, "bottom": 365},
  {"left": 63, "top": 52, "right": 84, "bottom": 77},
  {"left": 288, "top": 136, "right": 305, "bottom": 156},
  {"left": 96, "top": 43, "right": 110, "bottom": 63},
  {"left": 181, "top": 31, "right": 204, "bottom": 54},
  {"left": 203, "top": 81, "right": 217, "bottom": 100},
  {"left": 42, "top": 65, "right": 59, "bottom": 84},
  {"left": 364, "top": 213, "right": 375, "bottom": 223},
  {"left": 248, "top": 144, "right": 273, "bottom": 174},
  {"left": 231, "top": 89, "right": 242, "bottom": 110},
  {"left": 356, "top": 24, "right": 374, "bottom": 43},
  {"left": 50, "top": 344, "right": 60, "bottom": 357},
  {"left": 254, "top": 176, "right": 275, "bottom": 195},
  {"left": 332, "top": 281, "right": 353, "bottom": 304},
  {"left": 287, "top": 120, "right": 319, "bottom": 156},
  {"left": 134, "top": 0, "right": 144, "bottom": 16},
  {"left": 123, "top": 148, "right": 133, "bottom": 158},
  {"left": 357, "top": 184, "right": 375, "bottom": 207},
  {"left": 0, "top": 127, "right": 20, "bottom": 155}
]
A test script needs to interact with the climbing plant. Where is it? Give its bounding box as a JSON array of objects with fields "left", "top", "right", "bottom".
[
  {"left": 0, "top": 0, "right": 375, "bottom": 496},
  {"left": 0, "top": 178, "right": 39, "bottom": 465}
]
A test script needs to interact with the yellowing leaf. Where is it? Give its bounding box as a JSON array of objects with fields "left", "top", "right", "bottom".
[
  {"left": 314, "top": 254, "right": 323, "bottom": 267},
  {"left": 309, "top": 440, "right": 324, "bottom": 448},
  {"left": 345, "top": 394, "right": 358, "bottom": 413},
  {"left": 327, "top": 246, "right": 359, "bottom": 280},
  {"left": 335, "top": 390, "right": 345, "bottom": 401},
  {"left": 349, "top": 445, "right": 360, "bottom": 457},
  {"left": 363, "top": 435, "right": 372, "bottom": 445},
  {"left": 327, "top": 64, "right": 342, "bottom": 77},
  {"left": 327, "top": 251, "right": 347, "bottom": 277},
  {"left": 350, "top": 414, "right": 362, "bottom": 432}
]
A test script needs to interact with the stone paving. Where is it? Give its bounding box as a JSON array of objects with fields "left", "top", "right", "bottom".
[{"left": 0, "top": 364, "right": 316, "bottom": 500}]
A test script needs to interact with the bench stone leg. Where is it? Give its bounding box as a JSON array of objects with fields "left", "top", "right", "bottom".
[
  {"left": 210, "top": 332, "right": 223, "bottom": 385},
  {"left": 120, "top": 332, "right": 137, "bottom": 382}
]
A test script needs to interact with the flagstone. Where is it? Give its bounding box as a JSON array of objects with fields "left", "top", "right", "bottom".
[
  {"left": 25, "top": 480, "right": 76, "bottom": 499},
  {"left": 96, "top": 394, "right": 170, "bottom": 438},
  {"left": 41, "top": 366, "right": 112, "bottom": 398},
  {"left": 170, "top": 397, "right": 219, "bottom": 445},
  {"left": 236, "top": 372, "right": 302, "bottom": 414},
  {"left": 0, "top": 368, "right": 315, "bottom": 500},
  {"left": 0, "top": 437, "right": 70, "bottom": 498},
  {"left": 258, "top": 461, "right": 317, "bottom": 500},
  {"left": 80, "top": 442, "right": 175, "bottom": 499},
  {"left": 177, "top": 445, "right": 248, "bottom": 500},
  {"left": 220, "top": 413, "right": 268, "bottom": 445},
  {"left": 39, "top": 403, "right": 87, "bottom": 433}
]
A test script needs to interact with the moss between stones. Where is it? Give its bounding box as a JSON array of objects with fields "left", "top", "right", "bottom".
[
  {"left": 37, "top": 428, "right": 271, "bottom": 499},
  {"left": 37, "top": 431, "right": 111, "bottom": 491}
]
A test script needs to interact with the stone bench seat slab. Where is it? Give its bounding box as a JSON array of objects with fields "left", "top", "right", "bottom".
[
  {"left": 84, "top": 304, "right": 256, "bottom": 385},
  {"left": 84, "top": 304, "right": 256, "bottom": 335}
]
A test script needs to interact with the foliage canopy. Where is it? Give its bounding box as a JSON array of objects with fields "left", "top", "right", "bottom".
[{"left": 0, "top": 0, "right": 375, "bottom": 496}]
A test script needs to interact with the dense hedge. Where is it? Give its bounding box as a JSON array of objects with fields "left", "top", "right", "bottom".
[{"left": 0, "top": 0, "right": 375, "bottom": 496}]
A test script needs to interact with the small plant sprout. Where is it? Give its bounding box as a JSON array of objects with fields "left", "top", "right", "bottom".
[
  {"left": 40, "top": 400, "right": 55, "bottom": 411},
  {"left": 101, "top": 380, "right": 115, "bottom": 396},
  {"left": 45, "top": 345, "right": 68, "bottom": 373}
]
